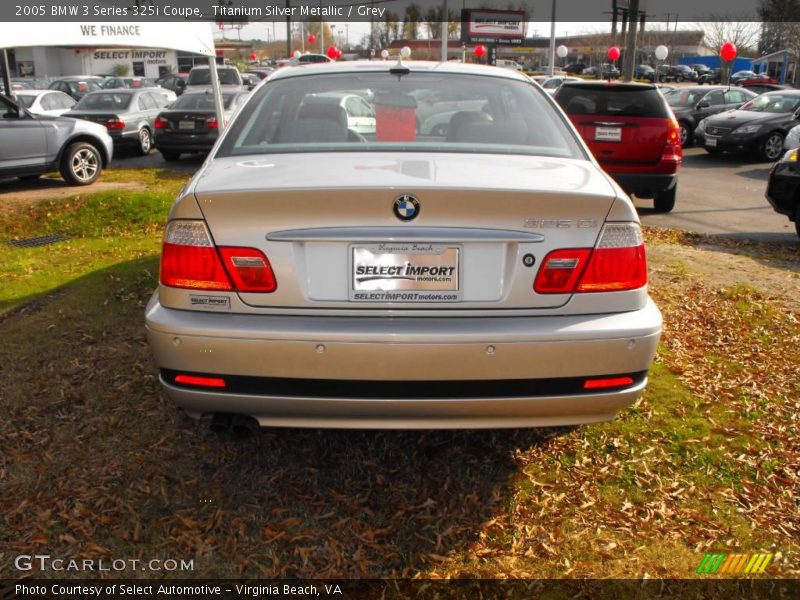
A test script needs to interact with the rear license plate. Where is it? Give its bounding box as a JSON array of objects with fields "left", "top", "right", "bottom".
[
  {"left": 706, "top": 135, "right": 718, "bottom": 147},
  {"left": 350, "top": 244, "right": 461, "bottom": 302},
  {"left": 179, "top": 120, "right": 195, "bottom": 130},
  {"left": 595, "top": 127, "right": 622, "bottom": 142}
]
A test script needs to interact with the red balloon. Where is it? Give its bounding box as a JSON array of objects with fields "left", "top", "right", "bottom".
[
  {"left": 327, "top": 46, "right": 339, "bottom": 60},
  {"left": 607, "top": 46, "right": 620, "bottom": 62},
  {"left": 473, "top": 45, "right": 487, "bottom": 59},
  {"left": 720, "top": 41, "right": 737, "bottom": 62},
  {"left": 307, "top": 34, "right": 316, "bottom": 44},
  {"left": 250, "top": 52, "right": 257, "bottom": 61},
  {"left": 335, "top": 48, "right": 343, "bottom": 59}
]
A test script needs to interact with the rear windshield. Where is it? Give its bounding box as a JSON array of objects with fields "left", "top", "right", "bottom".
[
  {"left": 64, "top": 81, "right": 102, "bottom": 94},
  {"left": 216, "top": 72, "right": 584, "bottom": 159},
  {"left": 664, "top": 89, "right": 706, "bottom": 107},
  {"left": 556, "top": 85, "right": 669, "bottom": 118},
  {"left": 171, "top": 93, "right": 238, "bottom": 110},
  {"left": 74, "top": 93, "right": 132, "bottom": 110},
  {"left": 187, "top": 69, "right": 241, "bottom": 86},
  {"left": 741, "top": 93, "right": 800, "bottom": 113}
]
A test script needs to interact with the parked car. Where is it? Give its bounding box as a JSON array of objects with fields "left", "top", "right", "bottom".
[
  {"left": 741, "top": 82, "right": 790, "bottom": 95},
  {"left": 298, "top": 92, "right": 376, "bottom": 135},
  {"left": 690, "top": 64, "right": 712, "bottom": 78},
  {"left": 14, "top": 89, "right": 76, "bottom": 116},
  {"left": 635, "top": 64, "right": 655, "bottom": 81},
  {"left": 765, "top": 147, "right": 800, "bottom": 237},
  {"left": 583, "top": 64, "right": 620, "bottom": 79},
  {"left": 563, "top": 62, "right": 586, "bottom": 74},
  {"left": 186, "top": 65, "right": 243, "bottom": 88},
  {"left": 409, "top": 87, "right": 487, "bottom": 130},
  {"left": 555, "top": 81, "right": 682, "bottom": 212},
  {"left": 730, "top": 70, "right": 759, "bottom": 84},
  {"left": 246, "top": 69, "right": 273, "bottom": 80},
  {"left": 698, "top": 68, "right": 722, "bottom": 85},
  {"left": 240, "top": 73, "right": 260, "bottom": 90},
  {"left": 694, "top": 90, "right": 800, "bottom": 161},
  {"left": 784, "top": 124, "right": 800, "bottom": 151},
  {"left": 48, "top": 76, "right": 104, "bottom": 101},
  {"left": 103, "top": 76, "right": 156, "bottom": 89},
  {"left": 64, "top": 88, "right": 170, "bottom": 155},
  {"left": 153, "top": 90, "right": 249, "bottom": 161},
  {"left": 663, "top": 86, "right": 757, "bottom": 146},
  {"left": 667, "top": 65, "right": 699, "bottom": 82},
  {"left": 155, "top": 73, "right": 188, "bottom": 96},
  {"left": 144, "top": 61, "right": 662, "bottom": 430},
  {"left": 495, "top": 59, "right": 523, "bottom": 72},
  {"left": 0, "top": 93, "right": 112, "bottom": 185},
  {"left": 278, "top": 53, "right": 333, "bottom": 68},
  {"left": 539, "top": 75, "right": 582, "bottom": 94}
]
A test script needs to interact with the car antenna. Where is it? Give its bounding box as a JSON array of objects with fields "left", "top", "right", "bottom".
[{"left": 389, "top": 46, "right": 411, "bottom": 76}]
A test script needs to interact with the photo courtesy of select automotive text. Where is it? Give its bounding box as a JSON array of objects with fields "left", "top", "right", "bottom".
[{"left": 1, "top": 0, "right": 799, "bottom": 597}]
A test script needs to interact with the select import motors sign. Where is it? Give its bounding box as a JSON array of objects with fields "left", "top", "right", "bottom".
[{"left": 461, "top": 9, "right": 527, "bottom": 45}]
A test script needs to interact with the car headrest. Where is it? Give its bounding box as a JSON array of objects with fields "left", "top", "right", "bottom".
[
  {"left": 446, "top": 110, "right": 492, "bottom": 142},
  {"left": 297, "top": 102, "right": 348, "bottom": 128}
]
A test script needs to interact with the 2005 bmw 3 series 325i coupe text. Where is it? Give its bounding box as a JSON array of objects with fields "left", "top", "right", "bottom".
[{"left": 145, "top": 61, "right": 663, "bottom": 429}]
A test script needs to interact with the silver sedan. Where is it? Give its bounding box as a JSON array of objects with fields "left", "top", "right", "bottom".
[{"left": 145, "top": 61, "right": 662, "bottom": 430}]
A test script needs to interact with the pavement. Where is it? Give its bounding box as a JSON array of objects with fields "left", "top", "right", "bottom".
[{"left": 2, "top": 145, "right": 798, "bottom": 245}]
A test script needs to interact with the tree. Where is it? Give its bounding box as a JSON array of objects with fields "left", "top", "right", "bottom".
[
  {"left": 402, "top": 3, "right": 421, "bottom": 39},
  {"left": 699, "top": 15, "right": 760, "bottom": 55},
  {"left": 758, "top": 0, "right": 800, "bottom": 54}
]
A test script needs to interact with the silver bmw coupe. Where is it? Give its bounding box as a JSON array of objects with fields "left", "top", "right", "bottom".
[{"left": 145, "top": 60, "right": 662, "bottom": 429}]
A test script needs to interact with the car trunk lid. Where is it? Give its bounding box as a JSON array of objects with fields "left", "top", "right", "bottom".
[{"left": 193, "top": 153, "right": 618, "bottom": 310}]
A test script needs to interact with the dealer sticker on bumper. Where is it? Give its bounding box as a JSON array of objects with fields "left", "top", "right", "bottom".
[{"left": 350, "top": 243, "right": 461, "bottom": 302}]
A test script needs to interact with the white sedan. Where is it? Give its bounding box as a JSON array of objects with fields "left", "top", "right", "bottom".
[{"left": 14, "top": 89, "right": 76, "bottom": 116}]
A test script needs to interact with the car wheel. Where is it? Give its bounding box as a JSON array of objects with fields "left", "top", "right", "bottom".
[
  {"left": 678, "top": 122, "right": 692, "bottom": 147},
  {"left": 59, "top": 142, "right": 102, "bottom": 186},
  {"left": 653, "top": 186, "right": 676, "bottom": 213},
  {"left": 138, "top": 128, "right": 152, "bottom": 156},
  {"left": 762, "top": 132, "right": 784, "bottom": 161},
  {"left": 160, "top": 150, "right": 181, "bottom": 162},
  {"left": 676, "top": 75, "right": 683, "bottom": 83},
  {"left": 431, "top": 123, "right": 448, "bottom": 137}
]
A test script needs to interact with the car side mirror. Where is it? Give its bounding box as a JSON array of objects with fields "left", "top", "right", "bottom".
[{"left": 696, "top": 101, "right": 710, "bottom": 109}]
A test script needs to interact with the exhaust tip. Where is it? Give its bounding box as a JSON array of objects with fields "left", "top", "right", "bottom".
[
  {"left": 230, "top": 414, "right": 260, "bottom": 438},
  {"left": 209, "top": 413, "right": 232, "bottom": 434}
]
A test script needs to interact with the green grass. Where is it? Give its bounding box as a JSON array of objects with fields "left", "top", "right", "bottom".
[{"left": 0, "top": 168, "right": 184, "bottom": 313}]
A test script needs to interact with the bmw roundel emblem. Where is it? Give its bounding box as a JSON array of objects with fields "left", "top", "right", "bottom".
[{"left": 393, "top": 194, "right": 420, "bottom": 221}]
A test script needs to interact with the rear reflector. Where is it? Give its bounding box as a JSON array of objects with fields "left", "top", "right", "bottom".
[
  {"left": 174, "top": 374, "right": 227, "bottom": 388},
  {"left": 584, "top": 376, "right": 634, "bottom": 390},
  {"left": 534, "top": 223, "right": 647, "bottom": 294}
]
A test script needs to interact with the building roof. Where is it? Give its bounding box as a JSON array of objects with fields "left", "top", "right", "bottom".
[{"left": 752, "top": 49, "right": 795, "bottom": 63}]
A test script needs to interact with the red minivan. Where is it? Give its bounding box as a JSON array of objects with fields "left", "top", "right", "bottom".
[{"left": 555, "top": 81, "right": 682, "bottom": 213}]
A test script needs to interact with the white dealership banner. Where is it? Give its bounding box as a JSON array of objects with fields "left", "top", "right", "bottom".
[{"left": 0, "top": 21, "right": 215, "bottom": 55}]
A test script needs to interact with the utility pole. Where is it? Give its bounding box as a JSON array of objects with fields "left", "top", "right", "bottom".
[
  {"left": 285, "top": 0, "right": 291, "bottom": 57},
  {"left": 622, "top": 0, "right": 639, "bottom": 81},
  {"left": 548, "top": 0, "right": 556, "bottom": 76}
]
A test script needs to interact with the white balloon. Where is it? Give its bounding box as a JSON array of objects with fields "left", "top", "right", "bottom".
[
  {"left": 556, "top": 45, "right": 568, "bottom": 58},
  {"left": 380, "top": 49, "right": 389, "bottom": 59},
  {"left": 292, "top": 50, "right": 302, "bottom": 58},
  {"left": 400, "top": 46, "right": 412, "bottom": 59},
  {"left": 655, "top": 45, "right": 669, "bottom": 61}
]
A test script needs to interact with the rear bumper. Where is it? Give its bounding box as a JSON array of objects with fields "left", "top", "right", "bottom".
[
  {"left": 145, "top": 294, "right": 662, "bottom": 429},
  {"left": 154, "top": 132, "right": 217, "bottom": 152},
  {"left": 609, "top": 172, "right": 677, "bottom": 197}
]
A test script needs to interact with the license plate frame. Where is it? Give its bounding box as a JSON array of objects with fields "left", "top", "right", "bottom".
[
  {"left": 595, "top": 126, "right": 622, "bottom": 142},
  {"left": 350, "top": 243, "right": 461, "bottom": 303},
  {"left": 178, "top": 120, "right": 195, "bottom": 130},
  {"left": 705, "top": 135, "right": 718, "bottom": 147}
]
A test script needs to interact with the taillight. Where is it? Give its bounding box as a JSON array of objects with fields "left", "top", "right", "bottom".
[
  {"left": 662, "top": 118, "right": 683, "bottom": 165},
  {"left": 577, "top": 223, "right": 647, "bottom": 292},
  {"left": 154, "top": 115, "right": 167, "bottom": 129},
  {"left": 218, "top": 247, "right": 277, "bottom": 292},
  {"left": 159, "top": 221, "right": 277, "bottom": 293},
  {"left": 206, "top": 117, "right": 218, "bottom": 129},
  {"left": 534, "top": 223, "right": 647, "bottom": 294},
  {"left": 106, "top": 118, "right": 125, "bottom": 130},
  {"left": 533, "top": 249, "right": 592, "bottom": 294}
]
